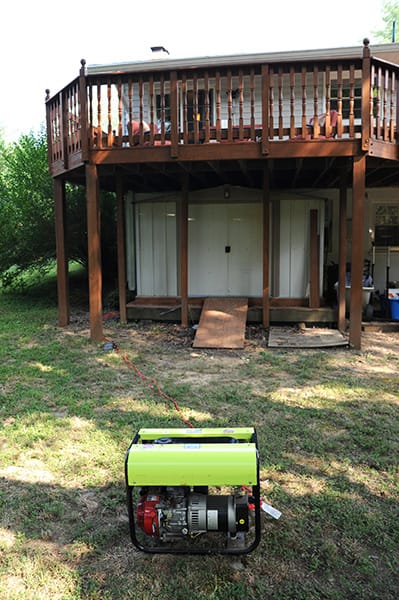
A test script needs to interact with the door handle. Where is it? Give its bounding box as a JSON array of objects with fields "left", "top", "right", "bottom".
[{"left": 225, "top": 246, "right": 231, "bottom": 253}]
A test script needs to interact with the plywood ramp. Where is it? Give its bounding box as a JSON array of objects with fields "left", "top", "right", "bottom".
[{"left": 193, "top": 298, "right": 248, "bottom": 349}]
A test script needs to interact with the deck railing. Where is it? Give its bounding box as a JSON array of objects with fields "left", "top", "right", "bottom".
[{"left": 46, "top": 45, "right": 399, "bottom": 173}]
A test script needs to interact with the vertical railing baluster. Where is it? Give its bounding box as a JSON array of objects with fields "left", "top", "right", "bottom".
[
  {"left": 278, "top": 67, "right": 283, "bottom": 139},
  {"left": 370, "top": 64, "right": 375, "bottom": 140},
  {"left": 269, "top": 67, "right": 274, "bottom": 140},
  {"left": 227, "top": 70, "right": 233, "bottom": 141},
  {"left": 75, "top": 82, "right": 79, "bottom": 149},
  {"left": 107, "top": 81, "right": 113, "bottom": 147},
  {"left": 289, "top": 66, "right": 295, "bottom": 138},
  {"left": 73, "top": 85, "right": 78, "bottom": 150},
  {"left": 325, "top": 65, "right": 331, "bottom": 136},
  {"left": 216, "top": 71, "right": 221, "bottom": 142},
  {"left": 149, "top": 75, "right": 155, "bottom": 144},
  {"left": 376, "top": 66, "right": 382, "bottom": 139},
  {"left": 396, "top": 67, "right": 399, "bottom": 144},
  {"left": 250, "top": 68, "right": 255, "bottom": 140},
  {"left": 262, "top": 64, "right": 269, "bottom": 154},
  {"left": 301, "top": 66, "right": 307, "bottom": 137},
  {"left": 390, "top": 70, "right": 395, "bottom": 142},
  {"left": 160, "top": 75, "right": 165, "bottom": 143},
  {"left": 45, "top": 90, "right": 53, "bottom": 168},
  {"left": 383, "top": 68, "right": 388, "bottom": 140},
  {"left": 88, "top": 83, "right": 94, "bottom": 149},
  {"left": 170, "top": 71, "right": 179, "bottom": 156},
  {"left": 204, "top": 71, "right": 210, "bottom": 143},
  {"left": 97, "top": 82, "right": 102, "bottom": 149},
  {"left": 182, "top": 74, "right": 188, "bottom": 144},
  {"left": 78, "top": 62, "right": 88, "bottom": 159},
  {"left": 117, "top": 79, "right": 123, "bottom": 146},
  {"left": 139, "top": 77, "right": 144, "bottom": 144},
  {"left": 312, "top": 65, "right": 319, "bottom": 138},
  {"left": 349, "top": 64, "right": 355, "bottom": 138},
  {"left": 128, "top": 78, "right": 133, "bottom": 146},
  {"left": 193, "top": 74, "right": 199, "bottom": 144},
  {"left": 239, "top": 69, "right": 244, "bottom": 139},
  {"left": 61, "top": 90, "right": 69, "bottom": 169},
  {"left": 337, "top": 65, "right": 343, "bottom": 137}
]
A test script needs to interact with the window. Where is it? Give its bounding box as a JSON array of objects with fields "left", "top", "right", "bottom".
[
  {"left": 156, "top": 93, "right": 171, "bottom": 132},
  {"left": 375, "top": 204, "right": 399, "bottom": 246}
]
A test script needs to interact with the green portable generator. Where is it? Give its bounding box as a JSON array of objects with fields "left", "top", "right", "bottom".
[{"left": 125, "top": 427, "right": 261, "bottom": 554}]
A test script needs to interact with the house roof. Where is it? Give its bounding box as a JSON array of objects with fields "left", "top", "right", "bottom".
[{"left": 87, "top": 42, "right": 399, "bottom": 75}]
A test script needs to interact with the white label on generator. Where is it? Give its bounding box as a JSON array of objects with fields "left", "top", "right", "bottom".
[{"left": 261, "top": 501, "right": 282, "bottom": 519}]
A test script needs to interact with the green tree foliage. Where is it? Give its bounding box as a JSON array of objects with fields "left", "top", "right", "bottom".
[
  {"left": 374, "top": 1, "right": 399, "bottom": 42},
  {"left": 0, "top": 129, "right": 54, "bottom": 284},
  {"left": 0, "top": 130, "right": 116, "bottom": 287}
]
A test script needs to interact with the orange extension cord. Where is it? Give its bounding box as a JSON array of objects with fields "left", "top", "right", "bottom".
[
  {"left": 104, "top": 338, "right": 281, "bottom": 519},
  {"left": 110, "top": 341, "right": 194, "bottom": 429}
]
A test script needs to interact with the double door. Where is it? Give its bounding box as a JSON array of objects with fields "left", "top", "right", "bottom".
[{"left": 188, "top": 203, "right": 262, "bottom": 296}]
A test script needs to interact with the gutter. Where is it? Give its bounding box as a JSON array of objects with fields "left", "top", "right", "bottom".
[{"left": 87, "top": 42, "right": 399, "bottom": 75}]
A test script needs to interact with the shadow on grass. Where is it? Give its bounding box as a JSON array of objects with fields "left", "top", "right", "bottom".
[{"left": 1, "top": 426, "right": 398, "bottom": 600}]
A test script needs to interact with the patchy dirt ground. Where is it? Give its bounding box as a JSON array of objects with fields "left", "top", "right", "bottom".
[{"left": 67, "top": 312, "right": 399, "bottom": 384}]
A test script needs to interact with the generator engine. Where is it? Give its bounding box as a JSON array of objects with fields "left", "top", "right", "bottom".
[
  {"left": 125, "top": 427, "right": 261, "bottom": 555},
  {"left": 137, "top": 487, "right": 250, "bottom": 541}
]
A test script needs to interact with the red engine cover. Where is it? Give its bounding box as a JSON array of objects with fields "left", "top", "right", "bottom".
[{"left": 137, "top": 495, "right": 160, "bottom": 536}]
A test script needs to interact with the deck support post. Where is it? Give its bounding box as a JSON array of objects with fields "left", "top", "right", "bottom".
[
  {"left": 179, "top": 176, "right": 189, "bottom": 327},
  {"left": 338, "top": 168, "right": 348, "bottom": 332},
  {"left": 116, "top": 174, "right": 127, "bottom": 324},
  {"left": 86, "top": 163, "right": 103, "bottom": 342},
  {"left": 54, "top": 177, "right": 69, "bottom": 327},
  {"left": 262, "top": 164, "right": 270, "bottom": 327},
  {"left": 349, "top": 155, "right": 366, "bottom": 349}
]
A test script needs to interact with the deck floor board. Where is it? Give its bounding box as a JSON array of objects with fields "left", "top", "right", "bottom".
[{"left": 193, "top": 297, "right": 248, "bottom": 349}]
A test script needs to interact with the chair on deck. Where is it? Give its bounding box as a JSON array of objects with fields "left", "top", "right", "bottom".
[{"left": 294, "top": 110, "right": 338, "bottom": 140}]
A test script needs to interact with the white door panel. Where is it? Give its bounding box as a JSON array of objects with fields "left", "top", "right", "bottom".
[
  {"left": 188, "top": 203, "right": 262, "bottom": 296},
  {"left": 278, "top": 198, "right": 325, "bottom": 298}
]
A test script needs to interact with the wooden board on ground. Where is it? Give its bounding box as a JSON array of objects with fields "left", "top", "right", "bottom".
[
  {"left": 268, "top": 326, "right": 349, "bottom": 348},
  {"left": 193, "top": 297, "right": 248, "bottom": 349}
]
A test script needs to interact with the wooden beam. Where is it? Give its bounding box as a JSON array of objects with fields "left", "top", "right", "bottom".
[
  {"left": 349, "top": 155, "right": 366, "bottom": 349},
  {"left": 86, "top": 163, "right": 104, "bottom": 341},
  {"left": 54, "top": 177, "right": 69, "bottom": 326},
  {"left": 262, "top": 165, "right": 270, "bottom": 327},
  {"left": 116, "top": 174, "right": 127, "bottom": 324},
  {"left": 179, "top": 177, "right": 189, "bottom": 327},
  {"left": 309, "top": 209, "right": 320, "bottom": 308},
  {"left": 337, "top": 169, "right": 347, "bottom": 332}
]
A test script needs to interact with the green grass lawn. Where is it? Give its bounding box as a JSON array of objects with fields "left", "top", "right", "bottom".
[{"left": 0, "top": 276, "right": 398, "bottom": 599}]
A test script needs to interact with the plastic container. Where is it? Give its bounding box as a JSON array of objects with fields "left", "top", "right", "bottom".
[
  {"left": 344, "top": 286, "right": 374, "bottom": 310},
  {"left": 390, "top": 299, "right": 399, "bottom": 321}
]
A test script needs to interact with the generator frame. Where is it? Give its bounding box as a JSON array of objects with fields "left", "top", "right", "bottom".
[{"left": 125, "top": 427, "right": 261, "bottom": 555}]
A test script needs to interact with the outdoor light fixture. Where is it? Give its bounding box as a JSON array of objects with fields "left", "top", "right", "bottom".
[{"left": 151, "top": 46, "right": 170, "bottom": 55}]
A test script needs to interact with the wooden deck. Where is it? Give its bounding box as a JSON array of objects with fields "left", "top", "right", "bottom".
[
  {"left": 192, "top": 297, "right": 248, "bottom": 349},
  {"left": 46, "top": 41, "right": 399, "bottom": 182},
  {"left": 49, "top": 40, "right": 399, "bottom": 349}
]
